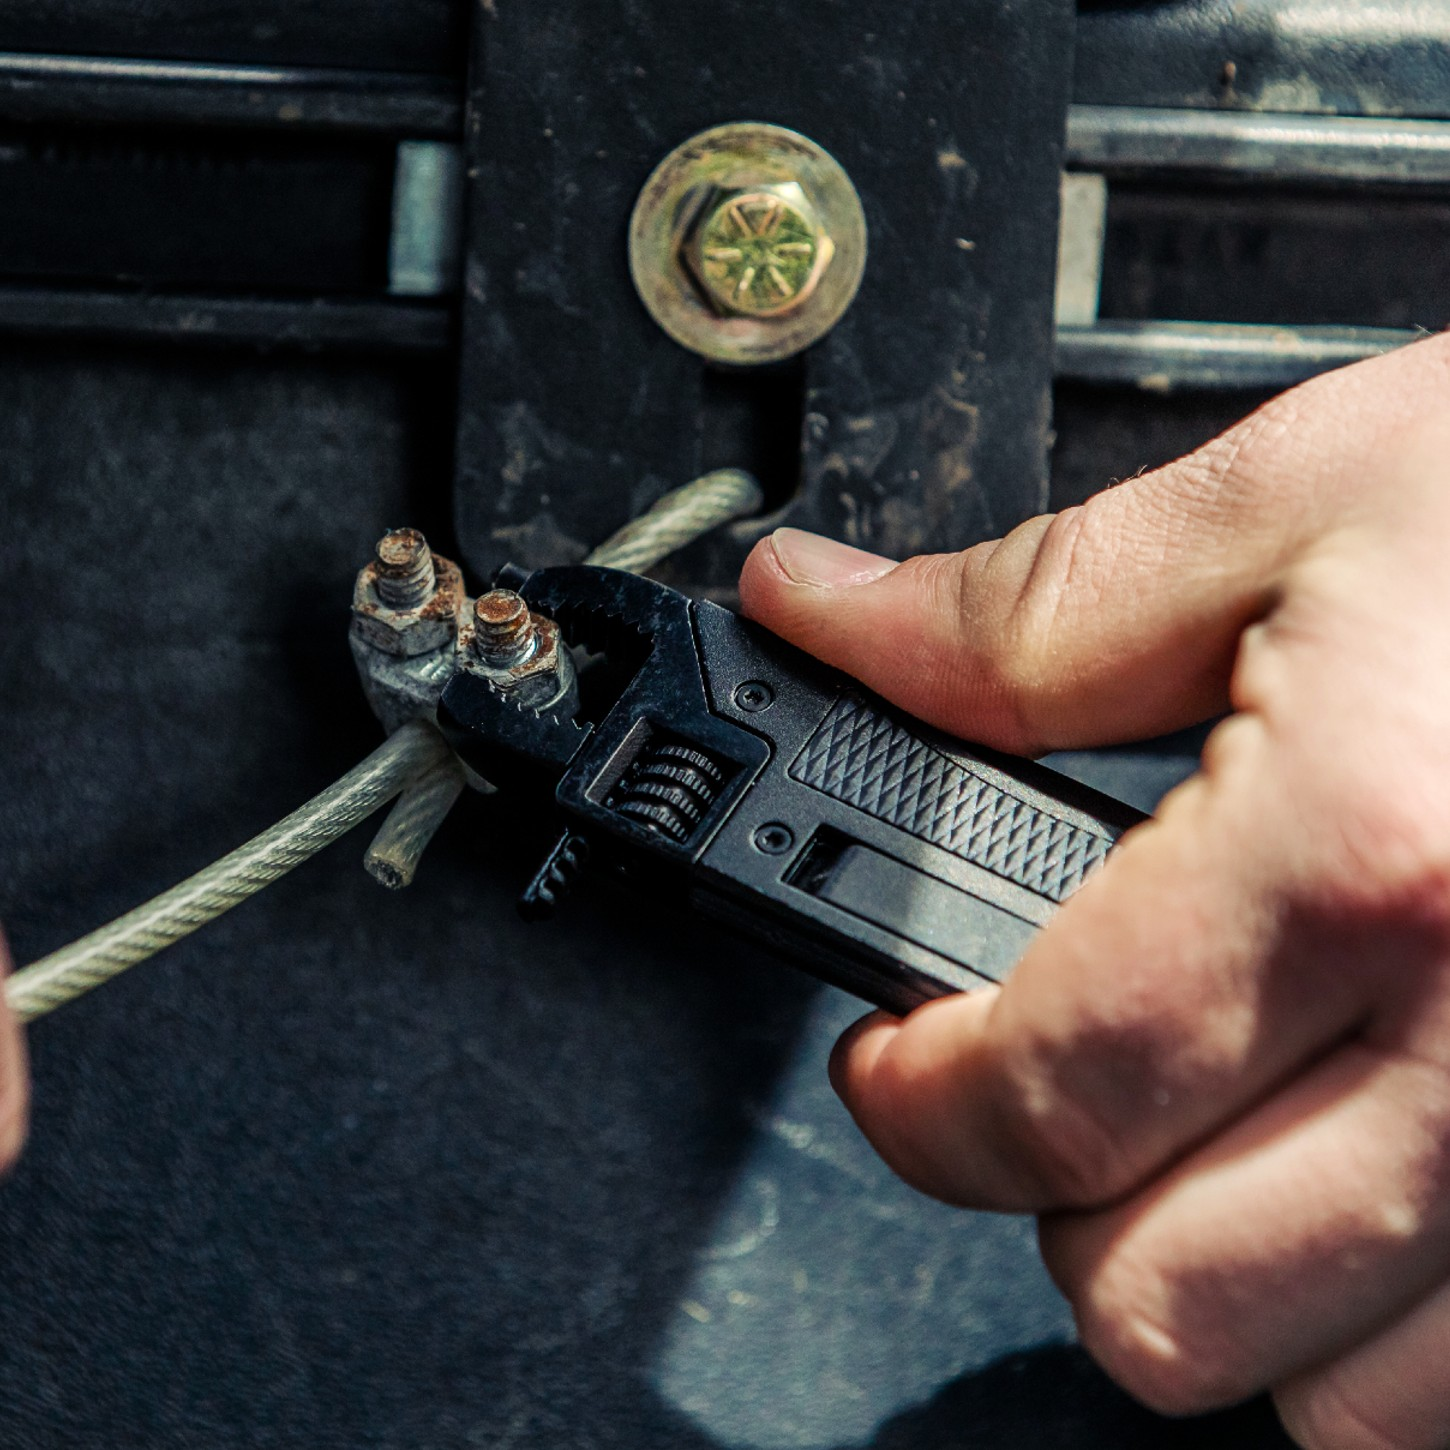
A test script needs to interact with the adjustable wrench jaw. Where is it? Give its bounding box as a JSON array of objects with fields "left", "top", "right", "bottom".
[{"left": 439, "top": 565, "right": 1146, "bottom": 1014}]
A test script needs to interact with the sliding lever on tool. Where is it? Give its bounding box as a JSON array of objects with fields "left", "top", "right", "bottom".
[{"left": 438, "top": 565, "right": 1145, "bottom": 1016}]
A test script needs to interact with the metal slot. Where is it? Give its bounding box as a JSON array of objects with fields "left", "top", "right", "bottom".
[
  {"left": 1067, "top": 104, "right": 1450, "bottom": 188},
  {"left": 0, "top": 51, "right": 461, "bottom": 135}
]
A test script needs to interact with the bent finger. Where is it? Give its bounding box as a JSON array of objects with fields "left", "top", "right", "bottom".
[
  {"left": 830, "top": 716, "right": 1372, "bottom": 1212},
  {"left": 1042, "top": 1043, "right": 1450, "bottom": 1417},
  {"left": 1276, "top": 1277, "right": 1450, "bottom": 1450}
]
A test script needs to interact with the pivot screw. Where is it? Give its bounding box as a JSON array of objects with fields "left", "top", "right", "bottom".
[
  {"left": 471, "top": 589, "right": 537, "bottom": 667},
  {"left": 733, "top": 681, "right": 775, "bottom": 713},
  {"left": 686, "top": 183, "right": 830, "bottom": 318},
  {"left": 752, "top": 823, "right": 795, "bottom": 856}
]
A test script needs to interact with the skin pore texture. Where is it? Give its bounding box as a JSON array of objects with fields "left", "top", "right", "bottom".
[{"left": 738, "top": 333, "right": 1450, "bottom": 1450}]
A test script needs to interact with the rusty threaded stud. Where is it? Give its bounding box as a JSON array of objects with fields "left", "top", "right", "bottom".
[
  {"left": 471, "top": 589, "right": 537, "bottom": 667},
  {"left": 373, "top": 528, "right": 437, "bottom": 609}
]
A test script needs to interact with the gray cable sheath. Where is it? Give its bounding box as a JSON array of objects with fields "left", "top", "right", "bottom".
[
  {"left": 7, "top": 721, "right": 451, "bottom": 1023},
  {"left": 9, "top": 468, "right": 763, "bottom": 1024},
  {"left": 583, "top": 468, "right": 763, "bottom": 573}
]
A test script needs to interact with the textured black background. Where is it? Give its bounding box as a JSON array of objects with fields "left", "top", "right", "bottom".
[{"left": 0, "top": 342, "right": 1290, "bottom": 1448}]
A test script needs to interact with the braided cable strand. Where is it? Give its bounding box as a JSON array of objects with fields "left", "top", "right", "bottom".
[
  {"left": 7, "top": 468, "right": 764, "bottom": 1024},
  {"left": 363, "top": 756, "right": 466, "bottom": 890},
  {"left": 584, "top": 468, "right": 763, "bottom": 572},
  {"left": 7, "top": 721, "right": 451, "bottom": 1024}
]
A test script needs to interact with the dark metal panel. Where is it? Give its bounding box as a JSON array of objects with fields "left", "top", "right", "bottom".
[
  {"left": 1074, "top": 0, "right": 1450, "bottom": 120},
  {"left": 1067, "top": 105, "right": 1450, "bottom": 186},
  {"left": 0, "top": 52, "right": 462, "bottom": 135},
  {"left": 1099, "top": 183, "right": 1450, "bottom": 332},
  {"left": 0, "top": 124, "right": 394, "bottom": 293},
  {"left": 0, "top": 1, "right": 467, "bottom": 75},
  {"left": 0, "top": 287, "right": 450, "bottom": 351},
  {"left": 453, "top": 0, "right": 1076, "bottom": 590}
]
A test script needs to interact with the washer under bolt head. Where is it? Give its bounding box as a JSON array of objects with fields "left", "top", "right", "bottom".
[
  {"left": 628, "top": 121, "right": 868, "bottom": 366},
  {"left": 471, "top": 590, "right": 537, "bottom": 667}
]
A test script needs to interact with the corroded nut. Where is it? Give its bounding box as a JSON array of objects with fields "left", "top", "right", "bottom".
[
  {"left": 351, "top": 552, "right": 465, "bottom": 658},
  {"left": 462, "top": 605, "right": 575, "bottom": 713},
  {"left": 683, "top": 181, "right": 832, "bottom": 318}
]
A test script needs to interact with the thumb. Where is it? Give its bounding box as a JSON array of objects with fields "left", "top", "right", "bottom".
[
  {"left": 737, "top": 500, "right": 1276, "bottom": 755},
  {"left": 740, "top": 335, "right": 1450, "bottom": 753},
  {"left": 740, "top": 383, "right": 1325, "bottom": 753}
]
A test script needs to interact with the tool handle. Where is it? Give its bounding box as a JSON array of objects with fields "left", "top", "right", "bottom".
[{"left": 698, "top": 684, "right": 1146, "bottom": 1015}]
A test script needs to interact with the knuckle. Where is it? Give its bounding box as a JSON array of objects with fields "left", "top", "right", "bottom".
[
  {"left": 950, "top": 509, "right": 1096, "bottom": 752},
  {"left": 1075, "top": 1289, "right": 1254, "bottom": 1417},
  {"left": 1277, "top": 1376, "right": 1413, "bottom": 1450},
  {"left": 1310, "top": 771, "right": 1450, "bottom": 941},
  {"left": 996, "top": 1065, "right": 1136, "bottom": 1207}
]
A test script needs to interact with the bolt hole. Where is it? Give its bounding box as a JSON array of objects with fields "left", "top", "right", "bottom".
[{"left": 700, "top": 360, "right": 805, "bottom": 518}]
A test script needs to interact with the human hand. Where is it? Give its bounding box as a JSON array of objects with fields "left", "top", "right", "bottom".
[
  {"left": 740, "top": 333, "right": 1450, "bottom": 1449},
  {"left": 0, "top": 933, "right": 27, "bottom": 1173}
]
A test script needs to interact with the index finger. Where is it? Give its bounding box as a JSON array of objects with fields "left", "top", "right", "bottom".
[{"left": 828, "top": 714, "right": 1371, "bottom": 1213}]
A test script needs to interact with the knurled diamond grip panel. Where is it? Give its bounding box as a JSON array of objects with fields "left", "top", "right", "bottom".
[
  {"left": 791, "top": 695, "right": 1113, "bottom": 904},
  {"left": 453, "top": 0, "right": 1076, "bottom": 592}
]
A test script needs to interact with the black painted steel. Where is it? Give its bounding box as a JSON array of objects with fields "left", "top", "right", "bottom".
[
  {"left": 0, "top": 287, "right": 450, "bottom": 351},
  {"left": 452, "top": 0, "right": 1076, "bottom": 591},
  {"left": 0, "top": 123, "right": 395, "bottom": 294},
  {"left": 0, "top": 52, "right": 462, "bottom": 134},
  {"left": 0, "top": 1, "right": 467, "bottom": 75}
]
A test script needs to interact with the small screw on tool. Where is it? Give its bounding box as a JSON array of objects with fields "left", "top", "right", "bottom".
[
  {"left": 733, "top": 681, "right": 775, "bottom": 713},
  {"left": 752, "top": 823, "right": 795, "bottom": 856},
  {"left": 471, "top": 589, "right": 537, "bottom": 667},
  {"left": 373, "top": 528, "right": 437, "bottom": 609}
]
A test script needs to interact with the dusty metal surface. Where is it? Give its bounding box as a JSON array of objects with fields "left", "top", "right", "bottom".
[
  {"left": 1074, "top": 0, "right": 1450, "bottom": 121},
  {"left": 453, "top": 0, "right": 1075, "bottom": 589},
  {"left": 1068, "top": 104, "right": 1450, "bottom": 185},
  {"left": 1055, "top": 318, "right": 1416, "bottom": 391}
]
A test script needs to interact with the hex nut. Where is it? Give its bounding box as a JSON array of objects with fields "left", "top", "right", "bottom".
[
  {"left": 351, "top": 552, "right": 466, "bottom": 659},
  {"left": 462, "top": 606, "right": 576, "bottom": 714},
  {"left": 683, "top": 182, "right": 832, "bottom": 318}
]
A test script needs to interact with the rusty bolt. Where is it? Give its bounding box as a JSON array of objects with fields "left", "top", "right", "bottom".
[
  {"left": 351, "top": 529, "right": 465, "bottom": 659},
  {"left": 685, "top": 181, "right": 832, "bottom": 318},
  {"left": 463, "top": 590, "right": 576, "bottom": 713},
  {"left": 373, "top": 528, "right": 437, "bottom": 608},
  {"left": 470, "top": 590, "right": 537, "bottom": 668}
]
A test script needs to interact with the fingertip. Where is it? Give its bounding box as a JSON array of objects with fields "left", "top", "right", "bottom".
[
  {"left": 738, "top": 532, "right": 791, "bottom": 623},
  {"left": 828, "top": 1009, "right": 901, "bottom": 1104},
  {"left": 0, "top": 931, "right": 28, "bottom": 1175},
  {"left": 740, "top": 529, "right": 899, "bottom": 628},
  {"left": 829, "top": 988, "right": 1012, "bottom": 1206}
]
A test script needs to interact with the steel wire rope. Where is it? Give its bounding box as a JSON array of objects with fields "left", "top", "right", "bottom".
[{"left": 6, "top": 467, "right": 764, "bottom": 1023}]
